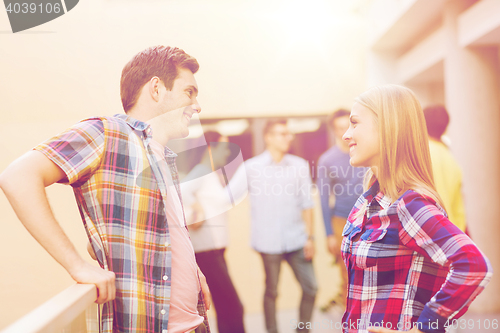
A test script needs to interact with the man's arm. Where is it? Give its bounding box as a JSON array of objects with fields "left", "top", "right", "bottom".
[
  {"left": 197, "top": 265, "right": 211, "bottom": 310},
  {"left": 0, "top": 150, "right": 115, "bottom": 304},
  {"left": 302, "top": 208, "right": 315, "bottom": 260},
  {"left": 317, "top": 155, "right": 340, "bottom": 256}
]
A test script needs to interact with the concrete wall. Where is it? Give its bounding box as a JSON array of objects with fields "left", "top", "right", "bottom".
[{"left": 367, "top": 0, "right": 500, "bottom": 313}]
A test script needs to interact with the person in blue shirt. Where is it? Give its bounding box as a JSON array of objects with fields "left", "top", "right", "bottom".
[
  {"left": 317, "top": 109, "right": 366, "bottom": 307},
  {"left": 230, "top": 119, "right": 317, "bottom": 333}
]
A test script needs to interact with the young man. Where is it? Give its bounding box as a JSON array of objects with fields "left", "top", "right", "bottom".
[
  {"left": 423, "top": 105, "right": 466, "bottom": 232},
  {"left": 231, "top": 119, "right": 317, "bottom": 333},
  {"left": 316, "top": 109, "right": 365, "bottom": 307},
  {"left": 0, "top": 46, "right": 210, "bottom": 333}
]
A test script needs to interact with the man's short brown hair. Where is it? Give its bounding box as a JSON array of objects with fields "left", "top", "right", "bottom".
[
  {"left": 263, "top": 119, "right": 288, "bottom": 136},
  {"left": 120, "top": 46, "right": 199, "bottom": 113},
  {"left": 327, "top": 108, "right": 350, "bottom": 131},
  {"left": 423, "top": 105, "right": 450, "bottom": 140}
]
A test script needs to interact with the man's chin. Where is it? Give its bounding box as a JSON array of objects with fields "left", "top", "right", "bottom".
[
  {"left": 180, "top": 127, "right": 190, "bottom": 139},
  {"left": 168, "top": 128, "right": 189, "bottom": 141}
]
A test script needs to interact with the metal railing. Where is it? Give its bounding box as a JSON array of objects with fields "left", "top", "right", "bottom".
[{"left": 2, "top": 284, "right": 98, "bottom": 333}]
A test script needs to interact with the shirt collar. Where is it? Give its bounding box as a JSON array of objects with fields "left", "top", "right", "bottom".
[
  {"left": 114, "top": 114, "right": 177, "bottom": 157},
  {"left": 114, "top": 113, "right": 151, "bottom": 132},
  {"left": 363, "top": 180, "right": 392, "bottom": 210},
  {"left": 262, "top": 150, "right": 290, "bottom": 166}
]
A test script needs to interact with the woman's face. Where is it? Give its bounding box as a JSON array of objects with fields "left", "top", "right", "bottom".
[
  {"left": 211, "top": 136, "right": 231, "bottom": 168},
  {"left": 342, "top": 102, "right": 380, "bottom": 168}
]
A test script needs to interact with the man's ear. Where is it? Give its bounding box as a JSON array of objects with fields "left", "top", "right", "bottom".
[
  {"left": 263, "top": 133, "right": 270, "bottom": 146},
  {"left": 149, "top": 76, "right": 162, "bottom": 102}
]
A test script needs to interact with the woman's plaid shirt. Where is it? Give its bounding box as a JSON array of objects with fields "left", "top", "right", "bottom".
[
  {"left": 341, "top": 181, "right": 492, "bottom": 333},
  {"left": 34, "top": 114, "right": 210, "bottom": 333}
]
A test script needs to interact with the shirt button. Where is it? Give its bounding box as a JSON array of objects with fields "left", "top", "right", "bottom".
[
  {"left": 163, "top": 275, "right": 168, "bottom": 281},
  {"left": 160, "top": 309, "right": 166, "bottom": 315}
]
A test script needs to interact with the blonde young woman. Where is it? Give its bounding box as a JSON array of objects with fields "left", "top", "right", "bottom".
[{"left": 340, "top": 85, "right": 492, "bottom": 333}]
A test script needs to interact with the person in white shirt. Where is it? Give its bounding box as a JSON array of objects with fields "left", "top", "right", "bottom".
[{"left": 182, "top": 131, "right": 245, "bottom": 333}]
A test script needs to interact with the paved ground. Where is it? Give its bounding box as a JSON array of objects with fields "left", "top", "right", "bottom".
[
  {"left": 209, "top": 308, "right": 500, "bottom": 333},
  {"left": 243, "top": 307, "right": 344, "bottom": 333},
  {"left": 209, "top": 305, "right": 343, "bottom": 333}
]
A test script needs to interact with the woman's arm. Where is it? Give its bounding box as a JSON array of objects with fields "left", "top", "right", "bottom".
[{"left": 397, "top": 192, "right": 492, "bottom": 332}]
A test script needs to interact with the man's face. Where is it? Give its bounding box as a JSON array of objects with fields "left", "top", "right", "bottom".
[
  {"left": 156, "top": 67, "right": 201, "bottom": 140},
  {"left": 332, "top": 115, "right": 350, "bottom": 143},
  {"left": 211, "top": 136, "right": 231, "bottom": 169},
  {"left": 264, "top": 123, "right": 294, "bottom": 154}
]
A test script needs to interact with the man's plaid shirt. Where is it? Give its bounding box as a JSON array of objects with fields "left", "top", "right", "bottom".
[
  {"left": 341, "top": 181, "right": 492, "bottom": 333},
  {"left": 35, "top": 114, "right": 210, "bottom": 333}
]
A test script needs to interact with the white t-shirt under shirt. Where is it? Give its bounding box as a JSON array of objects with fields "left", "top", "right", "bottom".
[{"left": 149, "top": 139, "right": 203, "bottom": 333}]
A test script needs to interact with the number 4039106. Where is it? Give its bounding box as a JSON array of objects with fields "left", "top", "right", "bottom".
[
  {"left": 6, "top": 2, "right": 62, "bottom": 14},
  {"left": 445, "top": 318, "right": 498, "bottom": 330}
]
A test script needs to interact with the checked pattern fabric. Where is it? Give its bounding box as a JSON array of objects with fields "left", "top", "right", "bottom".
[
  {"left": 35, "top": 114, "right": 210, "bottom": 333},
  {"left": 341, "top": 181, "right": 492, "bottom": 333}
]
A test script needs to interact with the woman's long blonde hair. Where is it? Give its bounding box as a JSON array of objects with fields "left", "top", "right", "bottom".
[{"left": 356, "top": 84, "right": 445, "bottom": 209}]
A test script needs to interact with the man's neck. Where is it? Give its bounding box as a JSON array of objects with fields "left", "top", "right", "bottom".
[
  {"left": 127, "top": 107, "right": 171, "bottom": 147},
  {"left": 147, "top": 118, "right": 170, "bottom": 146},
  {"left": 336, "top": 139, "right": 350, "bottom": 153},
  {"left": 429, "top": 137, "right": 441, "bottom": 143},
  {"left": 127, "top": 106, "right": 151, "bottom": 123},
  {"left": 268, "top": 148, "right": 285, "bottom": 163}
]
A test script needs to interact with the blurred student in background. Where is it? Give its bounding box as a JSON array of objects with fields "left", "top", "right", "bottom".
[
  {"left": 317, "top": 109, "right": 365, "bottom": 308},
  {"left": 423, "top": 105, "right": 467, "bottom": 232},
  {"left": 230, "top": 119, "right": 318, "bottom": 333},
  {"left": 182, "top": 131, "right": 246, "bottom": 333}
]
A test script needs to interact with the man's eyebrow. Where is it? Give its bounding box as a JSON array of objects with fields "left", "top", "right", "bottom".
[{"left": 187, "top": 85, "right": 198, "bottom": 94}]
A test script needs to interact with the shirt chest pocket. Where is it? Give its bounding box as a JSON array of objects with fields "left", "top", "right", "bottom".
[
  {"left": 353, "top": 231, "right": 387, "bottom": 269},
  {"left": 343, "top": 225, "right": 388, "bottom": 269}
]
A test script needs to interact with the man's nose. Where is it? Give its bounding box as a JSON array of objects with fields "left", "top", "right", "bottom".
[{"left": 193, "top": 100, "right": 201, "bottom": 114}]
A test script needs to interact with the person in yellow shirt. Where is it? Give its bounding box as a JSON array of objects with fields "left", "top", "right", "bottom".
[{"left": 423, "top": 105, "right": 466, "bottom": 232}]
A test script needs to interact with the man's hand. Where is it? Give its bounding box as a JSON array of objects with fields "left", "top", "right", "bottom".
[
  {"left": 197, "top": 266, "right": 211, "bottom": 310},
  {"left": 327, "top": 235, "right": 339, "bottom": 256},
  {"left": 187, "top": 202, "right": 205, "bottom": 231},
  {"left": 304, "top": 239, "right": 315, "bottom": 261},
  {"left": 69, "top": 261, "right": 116, "bottom": 304},
  {"left": 0, "top": 151, "right": 115, "bottom": 305},
  {"left": 368, "top": 326, "right": 423, "bottom": 333},
  {"left": 188, "top": 221, "right": 205, "bottom": 231}
]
